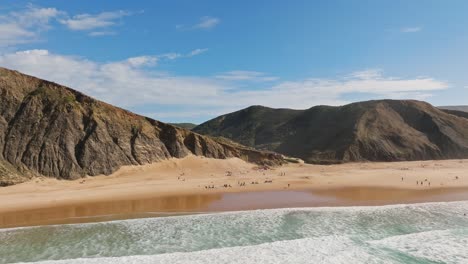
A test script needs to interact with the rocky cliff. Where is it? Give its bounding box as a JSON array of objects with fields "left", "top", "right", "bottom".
[{"left": 0, "top": 67, "right": 283, "bottom": 185}]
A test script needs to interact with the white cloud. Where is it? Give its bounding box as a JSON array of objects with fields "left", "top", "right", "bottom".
[
  {"left": 157, "top": 49, "right": 208, "bottom": 60},
  {"left": 126, "top": 56, "right": 158, "bottom": 67},
  {"left": 0, "top": 6, "right": 132, "bottom": 46},
  {"left": 0, "top": 50, "right": 222, "bottom": 108},
  {"left": 0, "top": 51, "right": 449, "bottom": 121},
  {"left": 144, "top": 108, "right": 237, "bottom": 120},
  {"left": 159, "top": 53, "right": 182, "bottom": 60},
  {"left": 194, "top": 16, "right": 220, "bottom": 29},
  {"left": 216, "top": 71, "right": 279, "bottom": 82},
  {"left": 401, "top": 27, "right": 422, "bottom": 33},
  {"left": 347, "top": 69, "right": 383, "bottom": 80},
  {"left": 0, "top": 23, "right": 35, "bottom": 46},
  {"left": 188, "top": 48, "right": 208, "bottom": 57},
  {"left": 15, "top": 49, "right": 49, "bottom": 55},
  {"left": 59, "top": 10, "right": 129, "bottom": 31},
  {"left": 0, "top": 6, "right": 61, "bottom": 47},
  {"left": 9, "top": 6, "right": 61, "bottom": 28},
  {"left": 177, "top": 16, "right": 220, "bottom": 31},
  {"left": 89, "top": 31, "right": 117, "bottom": 37}
]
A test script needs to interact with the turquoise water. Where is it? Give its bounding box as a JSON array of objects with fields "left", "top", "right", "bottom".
[{"left": 1, "top": 201, "right": 468, "bottom": 263}]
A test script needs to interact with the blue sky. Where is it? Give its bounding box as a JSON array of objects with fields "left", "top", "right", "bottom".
[{"left": 0, "top": 0, "right": 467, "bottom": 123}]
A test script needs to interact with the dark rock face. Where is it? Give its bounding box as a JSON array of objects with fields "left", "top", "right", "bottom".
[
  {"left": 194, "top": 100, "right": 468, "bottom": 164},
  {"left": 0, "top": 68, "right": 283, "bottom": 184}
]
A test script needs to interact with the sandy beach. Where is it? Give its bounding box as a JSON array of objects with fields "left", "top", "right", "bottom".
[{"left": 1, "top": 156, "right": 468, "bottom": 228}]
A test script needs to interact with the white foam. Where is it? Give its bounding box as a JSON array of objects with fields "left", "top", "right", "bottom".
[
  {"left": 18, "top": 236, "right": 392, "bottom": 264},
  {"left": 371, "top": 228, "right": 468, "bottom": 263},
  {"left": 4, "top": 201, "right": 468, "bottom": 264},
  {"left": 3, "top": 200, "right": 467, "bottom": 232}
]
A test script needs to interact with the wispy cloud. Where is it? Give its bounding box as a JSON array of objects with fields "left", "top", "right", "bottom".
[
  {"left": 143, "top": 109, "right": 236, "bottom": 120},
  {"left": 59, "top": 10, "right": 130, "bottom": 31},
  {"left": 158, "top": 49, "right": 209, "bottom": 61},
  {"left": 0, "top": 5, "right": 62, "bottom": 47},
  {"left": 188, "top": 48, "right": 208, "bottom": 57},
  {"left": 88, "top": 31, "right": 117, "bottom": 37},
  {"left": 125, "top": 56, "right": 158, "bottom": 67},
  {"left": 101, "top": 48, "right": 208, "bottom": 68},
  {"left": 0, "top": 51, "right": 449, "bottom": 122},
  {"left": 0, "top": 23, "right": 35, "bottom": 46},
  {"left": 216, "top": 71, "right": 279, "bottom": 82},
  {"left": 194, "top": 16, "right": 220, "bottom": 29},
  {"left": 177, "top": 16, "right": 220, "bottom": 31},
  {"left": 347, "top": 69, "right": 383, "bottom": 79},
  {"left": 0, "top": 5, "right": 134, "bottom": 46},
  {"left": 401, "top": 27, "right": 422, "bottom": 33},
  {"left": 9, "top": 5, "right": 61, "bottom": 29}
]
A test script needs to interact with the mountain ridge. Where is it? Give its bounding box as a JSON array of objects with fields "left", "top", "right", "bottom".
[
  {"left": 439, "top": 105, "right": 468, "bottom": 113},
  {"left": 194, "top": 100, "right": 468, "bottom": 164},
  {"left": 169, "top": 123, "right": 198, "bottom": 130}
]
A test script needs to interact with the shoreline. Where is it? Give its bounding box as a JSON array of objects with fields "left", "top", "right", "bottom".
[
  {"left": 1, "top": 156, "right": 468, "bottom": 228},
  {"left": 2, "top": 187, "right": 468, "bottom": 229}
]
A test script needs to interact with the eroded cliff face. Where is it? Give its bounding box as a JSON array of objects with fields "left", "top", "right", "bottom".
[{"left": 0, "top": 68, "right": 283, "bottom": 185}]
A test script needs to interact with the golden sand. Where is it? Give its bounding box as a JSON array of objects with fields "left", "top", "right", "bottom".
[{"left": 1, "top": 156, "right": 468, "bottom": 228}]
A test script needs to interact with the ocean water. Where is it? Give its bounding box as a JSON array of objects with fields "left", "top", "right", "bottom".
[{"left": 1, "top": 201, "right": 468, "bottom": 264}]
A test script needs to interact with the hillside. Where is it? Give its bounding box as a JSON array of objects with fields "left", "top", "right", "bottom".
[
  {"left": 169, "top": 123, "right": 198, "bottom": 130},
  {"left": 439, "top": 106, "right": 468, "bottom": 119},
  {"left": 440, "top": 109, "right": 468, "bottom": 119},
  {"left": 193, "top": 106, "right": 303, "bottom": 150},
  {"left": 194, "top": 100, "right": 468, "bottom": 164},
  {"left": 0, "top": 68, "right": 283, "bottom": 186},
  {"left": 439, "top": 106, "right": 468, "bottom": 112}
]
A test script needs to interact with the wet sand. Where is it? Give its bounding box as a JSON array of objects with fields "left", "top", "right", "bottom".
[
  {"left": 1, "top": 156, "right": 468, "bottom": 228},
  {"left": 2, "top": 187, "right": 468, "bottom": 229},
  {"left": 0, "top": 193, "right": 223, "bottom": 228}
]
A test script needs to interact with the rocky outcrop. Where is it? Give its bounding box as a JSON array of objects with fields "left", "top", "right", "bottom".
[
  {"left": 0, "top": 67, "right": 283, "bottom": 185},
  {"left": 194, "top": 100, "right": 468, "bottom": 164}
]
